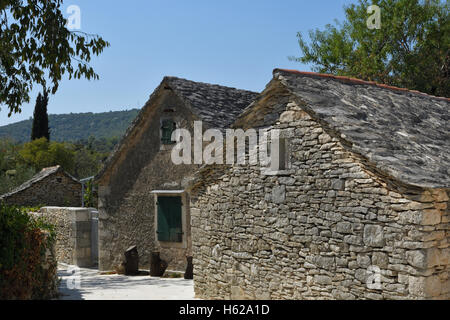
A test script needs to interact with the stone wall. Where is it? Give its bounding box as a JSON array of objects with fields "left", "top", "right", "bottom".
[
  {"left": 190, "top": 101, "right": 449, "bottom": 300},
  {"left": 33, "top": 207, "right": 98, "bottom": 267},
  {"left": 97, "top": 89, "right": 199, "bottom": 271},
  {"left": 2, "top": 171, "right": 82, "bottom": 207}
]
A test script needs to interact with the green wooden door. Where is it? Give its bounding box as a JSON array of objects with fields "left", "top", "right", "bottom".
[{"left": 157, "top": 196, "right": 182, "bottom": 242}]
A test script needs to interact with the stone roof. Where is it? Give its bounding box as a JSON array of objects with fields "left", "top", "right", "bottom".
[
  {"left": 95, "top": 76, "right": 259, "bottom": 181},
  {"left": 274, "top": 69, "right": 450, "bottom": 189},
  {"left": 0, "top": 165, "right": 80, "bottom": 200},
  {"left": 165, "top": 76, "right": 259, "bottom": 129}
]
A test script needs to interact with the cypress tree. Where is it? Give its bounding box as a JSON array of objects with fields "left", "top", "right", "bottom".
[{"left": 31, "top": 90, "right": 50, "bottom": 141}]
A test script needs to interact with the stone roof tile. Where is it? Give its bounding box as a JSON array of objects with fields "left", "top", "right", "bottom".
[
  {"left": 165, "top": 76, "right": 259, "bottom": 129},
  {"left": 274, "top": 69, "right": 450, "bottom": 188},
  {"left": 95, "top": 77, "right": 259, "bottom": 181},
  {"left": 0, "top": 166, "right": 81, "bottom": 200}
]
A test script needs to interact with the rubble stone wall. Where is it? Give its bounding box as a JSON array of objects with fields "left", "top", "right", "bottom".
[
  {"left": 97, "top": 89, "right": 198, "bottom": 272},
  {"left": 1, "top": 171, "right": 82, "bottom": 207},
  {"left": 190, "top": 101, "right": 449, "bottom": 300}
]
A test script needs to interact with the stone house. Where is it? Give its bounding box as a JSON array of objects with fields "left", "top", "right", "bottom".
[
  {"left": 188, "top": 69, "right": 449, "bottom": 300},
  {"left": 0, "top": 165, "right": 82, "bottom": 207},
  {"left": 95, "top": 76, "right": 258, "bottom": 271}
]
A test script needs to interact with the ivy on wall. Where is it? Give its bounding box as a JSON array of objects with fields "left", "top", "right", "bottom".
[{"left": 0, "top": 203, "right": 58, "bottom": 300}]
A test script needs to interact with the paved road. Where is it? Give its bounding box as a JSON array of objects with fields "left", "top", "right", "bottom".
[{"left": 57, "top": 263, "right": 196, "bottom": 300}]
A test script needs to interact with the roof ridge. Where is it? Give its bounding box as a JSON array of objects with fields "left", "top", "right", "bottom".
[
  {"left": 274, "top": 69, "right": 450, "bottom": 102},
  {"left": 0, "top": 165, "right": 79, "bottom": 199},
  {"left": 163, "top": 76, "right": 257, "bottom": 94},
  {"left": 41, "top": 165, "right": 61, "bottom": 172},
  {"left": 95, "top": 75, "right": 259, "bottom": 182}
]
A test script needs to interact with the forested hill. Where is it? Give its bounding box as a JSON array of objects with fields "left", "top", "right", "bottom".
[{"left": 0, "top": 109, "right": 140, "bottom": 143}]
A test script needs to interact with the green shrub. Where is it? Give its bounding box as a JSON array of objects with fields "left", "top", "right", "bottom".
[
  {"left": 0, "top": 203, "right": 57, "bottom": 299},
  {"left": 83, "top": 180, "right": 97, "bottom": 208}
]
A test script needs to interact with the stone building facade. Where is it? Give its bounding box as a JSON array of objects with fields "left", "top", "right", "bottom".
[
  {"left": 188, "top": 69, "right": 449, "bottom": 299},
  {"left": 95, "top": 76, "right": 258, "bottom": 271},
  {"left": 0, "top": 166, "right": 82, "bottom": 207}
]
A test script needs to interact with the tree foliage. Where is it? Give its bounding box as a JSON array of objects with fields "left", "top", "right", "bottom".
[
  {"left": 0, "top": 136, "right": 113, "bottom": 195},
  {"left": 71, "top": 138, "right": 109, "bottom": 179},
  {"left": 19, "top": 137, "right": 74, "bottom": 172},
  {"left": 0, "top": 138, "right": 35, "bottom": 195},
  {"left": 0, "top": 0, "right": 110, "bottom": 115},
  {"left": 291, "top": 0, "right": 449, "bottom": 97},
  {"left": 0, "top": 109, "right": 139, "bottom": 144},
  {"left": 31, "top": 90, "right": 50, "bottom": 141},
  {"left": 83, "top": 179, "right": 95, "bottom": 208}
]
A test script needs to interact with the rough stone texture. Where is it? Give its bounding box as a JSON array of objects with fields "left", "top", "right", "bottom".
[
  {"left": 0, "top": 166, "right": 82, "bottom": 207},
  {"left": 95, "top": 77, "right": 258, "bottom": 272},
  {"left": 189, "top": 78, "right": 449, "bottom": 300},
  {"left": 165, "top": 76, "right": 258, "bottom": 129},
  {"left": 273, "top": 69, "right": 450, "bottom": 188},
  {"left": 32, "top": 207, "right": 97, "bottom": 267}
]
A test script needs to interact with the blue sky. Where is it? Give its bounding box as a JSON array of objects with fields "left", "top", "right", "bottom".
[{"left": 0, "top": 0, "right": 356, "bottom": 126}]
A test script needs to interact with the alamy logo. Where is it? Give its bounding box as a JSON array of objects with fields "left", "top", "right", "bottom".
[
  {"left": 366, "top": 265, "right": 381, "bottom": 289},
  {"left": 66, "top": 266, "right": 81, "bottom": 290},
  {"left": 367, "top": 5, "right": 381, "bottom": 30},
  {"left": 170, "top": 121, "right": 283, "bottom": 168},
  {"left": 66, "top": 5, "right": 81, "bottom": 30}
]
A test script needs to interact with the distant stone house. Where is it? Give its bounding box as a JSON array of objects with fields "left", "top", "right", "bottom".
[
  {"left": 95, "top": 76, "right": 258, "bottom": 271},
  {"left": 188, "top": 69, "right": 449, "bottom": 300},
  {"left": 0, "top": 165, "right": 82, "bottom": 207}
]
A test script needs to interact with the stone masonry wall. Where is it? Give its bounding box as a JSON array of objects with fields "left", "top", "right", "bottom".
[
  {"left": 97, "top": 89, "right": 198, "bottom": 272},
  {"left": 33, "top": 207, "right": 97, "bottom": 267},
  {"left": 190, "top": 101, "right": 449, "bottom": 300},
  {"left": 2, "top": 171, "right": 82, "bottom": 207}
]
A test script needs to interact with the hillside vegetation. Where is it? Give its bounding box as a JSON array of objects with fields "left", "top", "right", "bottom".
[{"left": 0, "top": 109, "right": 140, "bottom": 143}]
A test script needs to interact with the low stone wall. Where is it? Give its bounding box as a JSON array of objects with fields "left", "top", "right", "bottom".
[
  {"left": 33, "top": 207, "right": 98, "bottom": 267},
  {"left": 190, "top": 107, "right": 449, "bottom": 300}
]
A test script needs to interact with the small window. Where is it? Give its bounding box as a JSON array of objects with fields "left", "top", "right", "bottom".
[
  {"left": 270, "top": 137, "right": 289, "bottom": 171},
  {"left": 161, "top": 119, "right": 176, "bottom": 145},
  {"left": 157, "top": 196, "right": 182, "bottom": 242},
  {"left": 278, "top": 137, "right": 287, "bottom": 170},
  {"left": 57, "top": 177, "right": 62, "bottom": 183}
]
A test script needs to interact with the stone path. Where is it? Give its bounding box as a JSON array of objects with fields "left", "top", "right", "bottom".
[{"left": 57, "top": 263, "right": 196, "bottom": 300}]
